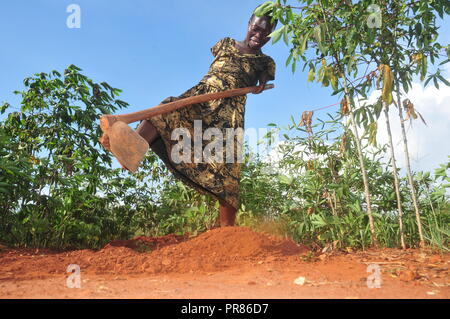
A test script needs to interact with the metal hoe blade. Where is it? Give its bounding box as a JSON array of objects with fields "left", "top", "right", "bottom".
[{"left": 109, "top": 121, "right": 149, "bottom": 172}]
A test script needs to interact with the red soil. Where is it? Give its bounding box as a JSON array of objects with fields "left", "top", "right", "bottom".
[{"left": 0, "top": 226, "right": 448, "bottom": 299}]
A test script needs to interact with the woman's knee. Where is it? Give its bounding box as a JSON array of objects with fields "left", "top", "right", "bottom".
[{"left": 136, "top": 120, "right": 160, "bottom": 144}]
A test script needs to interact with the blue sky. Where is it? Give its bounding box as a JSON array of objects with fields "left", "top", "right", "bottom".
[
  {"left": 1, "top": 0, "right": 304, "bottom": 129},
  {"left": 1, "top": 0, "right": 449, "bottom": 172},
  {"left": 0, "top": 1, "right": 376, "bottom": 126}
]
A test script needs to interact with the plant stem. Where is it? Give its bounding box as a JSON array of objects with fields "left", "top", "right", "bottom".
[
  {"left": 342, "top": 76, "right": 378, "bottom": 247},
  {"left": 395, "top": 85, "right": 426, "bottom": 248},
  {"left": 383, "top": 104, "right": 406, "bottom": 249}
]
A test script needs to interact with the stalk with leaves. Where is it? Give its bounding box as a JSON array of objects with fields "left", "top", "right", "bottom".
[
  {"left": 359, "top": 0, "right": 450, "bottom": 248},
  {"left": 395, "top": 88, "right": 426, "bottom": 247},
  {"left": 257, "top": 0, "right": 450, "bottom": 248}
]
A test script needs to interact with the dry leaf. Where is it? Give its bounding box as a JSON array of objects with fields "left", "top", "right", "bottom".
[
  {"left": 340, "top": 98, "right": 349, "bottom": 115},
  {"left": 402, "top": 99, "right": 418, "bottom": 122},
  {"left": 299, "top": 111, "right": 314, "bottom": 133},
  {"left": 411, "top": 53, "right": 423, "bottom": 63},
  {"left": 378, "top": 64, "right": 393, "bottom": 105}
]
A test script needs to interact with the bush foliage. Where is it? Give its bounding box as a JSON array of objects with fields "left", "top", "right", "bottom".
[{"left": 0, "top": 65, "right": 448, "bottom": 250}]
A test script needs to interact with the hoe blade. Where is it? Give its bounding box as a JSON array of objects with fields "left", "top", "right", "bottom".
[{"left": 109, "top": 121, "right": 149, "bottom": 172}]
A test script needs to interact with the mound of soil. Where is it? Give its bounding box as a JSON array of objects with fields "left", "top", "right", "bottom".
[
  {"left": 142, "top": 226, "right": 308, "bottom": 273},
  {"left": 1, "top": 228, "right": 449, "bottom": 299},
  {"left": 106, "top": 233, "right": 187, "bottom": 251},
  {"left": 0, "top": 227, "right": 308, "bottom": 277}
]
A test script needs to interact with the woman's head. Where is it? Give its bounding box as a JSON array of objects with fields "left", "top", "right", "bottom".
[{"left": 245, "top": 11, "right": 278, "bottom": 51}]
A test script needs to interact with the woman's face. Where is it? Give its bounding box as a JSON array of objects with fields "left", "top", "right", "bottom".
[{"left": 246, "top": 16, "right": 273, "bottom": 50}]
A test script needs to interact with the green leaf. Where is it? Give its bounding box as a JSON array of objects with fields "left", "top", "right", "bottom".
[
  {"left": 314, "top": 25, "right": 322, "bottom": 45},
  {"left": 298, "top": 30, "right": 312, "bottom": 56},
  {"left": 308, "top": 68, "right": 315, "bottom": 82},
  {"left": 286, "top": 52, "right": 293, "bottom": 67},
  {"left": 270, "top": 25, "right": 286, "bottom": 44},
  {"left": 415, "top": 23, "right": 422, "bottom": 36},
  {"left": 433, "top": 77, "right": 440, "bottom": 89},
  {"left": 278, "top": 174, "right": 293, "bottom": 185},
  {"left": 424, "top": 75, "right": 433, "bottom": 87},
  {"left": 291, "top": 59, "right": 297, "bottom": 74},
  {"left": 254, "top": 1, "right": 273, "bottom": 17},
  {"left": 314, "top": 24, "right": 327, "bottom": 54},
  {"left": 283, "top": 26, "right": 290, "bottom": 45},
  {"left": 437, "top": 75, "right": 450, "bottom": 86},
  {"left": 420, "top": 56, "right": 428, "bottom": 81}
]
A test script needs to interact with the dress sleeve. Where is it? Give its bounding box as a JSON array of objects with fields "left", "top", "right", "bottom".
[
  {"left": 211, "top": 38, "right": 228, "bottom": 57},
  {"left": 264, "top": 56, "right": 276, "bottom": 81}
]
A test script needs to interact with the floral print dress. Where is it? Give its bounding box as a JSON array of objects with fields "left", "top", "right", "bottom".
[{"left": 148, "top": 37, "right": 275, "bottom": 209}]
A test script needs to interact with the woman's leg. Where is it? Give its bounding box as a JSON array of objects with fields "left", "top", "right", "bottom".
[
  {"left": 136, "top": 119, "right": 160, "bottom": 145},
  {"left": 140, "top": 120, "right": 237, "bottom": 227},
  {"left": 103, "top": 119, "right": 238, "bottom": 226},
  {"left": 219, "top": 199, "right": 237, "bottom": 226}
]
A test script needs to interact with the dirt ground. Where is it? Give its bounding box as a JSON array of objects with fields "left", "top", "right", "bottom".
[{"left": 0, "top": 227, "right": 448, "bottom": 299}]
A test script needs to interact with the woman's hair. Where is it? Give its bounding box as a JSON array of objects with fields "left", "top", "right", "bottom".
[{"left": 249, "top": 8, "right": 278, "bottom": 32}]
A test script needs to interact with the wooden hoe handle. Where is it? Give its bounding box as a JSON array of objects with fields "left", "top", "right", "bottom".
[{"left": 100, "top": 84, "right": 274, "bottom": 132}]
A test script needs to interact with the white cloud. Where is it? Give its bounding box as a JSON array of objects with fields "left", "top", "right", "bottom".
[
  {"left": 256, "top": 77, "right": 450, "bottom": 177},
  {"left": 375, "top": 79, "right": 450, "bottom": 174}
]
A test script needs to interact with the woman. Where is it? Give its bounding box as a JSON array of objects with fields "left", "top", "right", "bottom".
[{"left": 102, "top": 11, "right": 276, "bottom": 227}]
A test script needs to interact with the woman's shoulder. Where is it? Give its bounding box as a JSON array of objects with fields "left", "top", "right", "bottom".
[
  {"left": 211, "top": 37, "right": 233, "bottom": 56},
  {"left": 214, "top": 37, "right": 234, "bottom": 46},
  {"left": 211, "top": 37, "right": 275, "bottom": 63},
  {"left": 221, "top": 37, "right": 237, "bottom": 49}
]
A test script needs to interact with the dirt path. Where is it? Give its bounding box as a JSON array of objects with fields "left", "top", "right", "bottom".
[{"left": 0, "top": 227, "right": 448, "bottom": 299}]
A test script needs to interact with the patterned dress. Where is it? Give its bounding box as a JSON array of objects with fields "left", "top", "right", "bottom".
[{"left": 148, "top": 37, "right": 275, "bottom": 209}]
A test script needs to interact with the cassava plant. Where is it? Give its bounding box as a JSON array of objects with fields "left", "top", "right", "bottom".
[{"left": 256, "top": 0, "right": 450, "bottom": 248}]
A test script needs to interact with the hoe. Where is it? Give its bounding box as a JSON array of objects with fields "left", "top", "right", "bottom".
[{"left": 99, "top": 84, "right": 274, "bottom": 172}]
